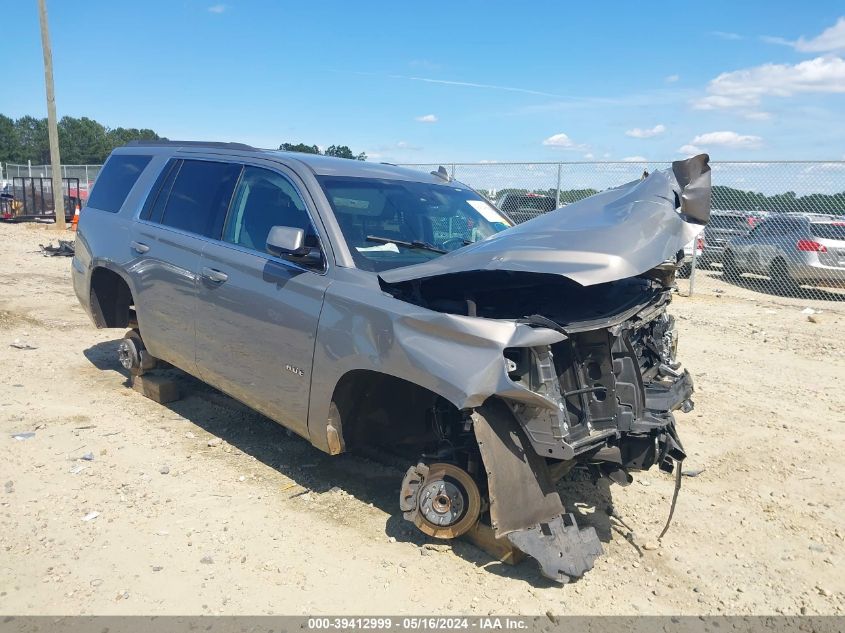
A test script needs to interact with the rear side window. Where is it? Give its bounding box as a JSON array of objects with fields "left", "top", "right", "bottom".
[
  {"left": 87, "top": 154, "right": 151, "bottom": 213},
  {"left": 158, "top": 160, "right": 242, "bottom": 238},
  {"left": 811, "top": 222, "right": 845, "bottom": 240}
]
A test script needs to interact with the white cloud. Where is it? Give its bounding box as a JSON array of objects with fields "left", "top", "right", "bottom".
[
  {"left": 625, "top": 124, "right": 666, "bottom": 138},
  {"left": 622, "top": 156, "right": 648, "bottom": 162},
  {"left": 207, "top": 4, "right": 226, "bottom": 13},
  {"left": 414, "top": 114, "right": 438, "bottom": 123},
  {"left": 583, "top": 153, "right": 595, "bottom": 160},
  {"left": 688, "top": 131, "right": 763, "bottom": 149},
  {"left": 665, "top": 74, "right": 680, "bottom": 83},
  {"left": 711, "top": 31, "right": 743, "bottom": 40},
  {"left": 678, "top": 144, "right": 704, "bottom": 156},
  {"left": 763, "top": 17, "right": 845, "bottom": 53},
  {"left": 796, "top": 17, "right": 845, "bottom": 51},
  {"left": 743, "top": 111, "right": 772, "bottom": 121},
  {"left": 542, "top": 133, "right": 578, "bottom": 148},
  {"left": 693, "top": 56, "right": 845, "bottom": 110}
]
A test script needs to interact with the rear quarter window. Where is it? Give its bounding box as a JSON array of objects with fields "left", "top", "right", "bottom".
[
  {"left": 811, "top": 222, "right": 845, "bottom": 240},
  {"left": 86, "top": 154, "right": 152, "bottom": 213}
]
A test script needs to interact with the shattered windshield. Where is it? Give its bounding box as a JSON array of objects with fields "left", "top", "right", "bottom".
[{"left": 318, "top": 176, "right": 512, "bottom": 272}]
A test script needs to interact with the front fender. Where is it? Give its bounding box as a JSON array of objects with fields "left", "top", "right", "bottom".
[{"left": 306, "top": 275, "right": 565, "bottom": 453}]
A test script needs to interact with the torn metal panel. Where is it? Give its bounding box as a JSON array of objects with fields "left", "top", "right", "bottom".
[
  {"left": 471, "top": 399, "right": 564, "bottom": 535},
  {"left": 307, "top": 268, "right": 569, "bottom": 451},
  {"left": 506, "top": 514, "right": 603, "bottom": 584},
  {"left": 379, "top": 154, "right": 711, "bottom": 288}
]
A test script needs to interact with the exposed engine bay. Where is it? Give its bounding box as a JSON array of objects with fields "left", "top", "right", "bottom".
[
  {"left": 390, "top": 272, "right": 690, "bottom": 582},
  {"left": 383, "top": 156, "right": 710, "bottom": 583}
]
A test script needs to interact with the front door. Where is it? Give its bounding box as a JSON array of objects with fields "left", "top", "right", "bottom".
[{"left": 194, "top": 165, "right": 330, "bottom": 438}]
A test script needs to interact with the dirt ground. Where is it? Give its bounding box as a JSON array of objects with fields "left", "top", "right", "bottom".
[{"left": 0, "top": 221, "right": 843, "bottom": 616}]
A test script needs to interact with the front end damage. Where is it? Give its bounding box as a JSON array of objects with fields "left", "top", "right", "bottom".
[{"left": 385, "top": 156, "right": 711, "bottom": 583}]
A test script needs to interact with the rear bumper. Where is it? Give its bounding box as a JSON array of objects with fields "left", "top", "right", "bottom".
[{"left": 790, "top": 262, "right": 845, "bottom": 285}]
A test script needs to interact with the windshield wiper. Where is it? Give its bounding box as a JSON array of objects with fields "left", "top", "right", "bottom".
[{"left": 365, "top": 235, "right": 446, "bottom": 254}]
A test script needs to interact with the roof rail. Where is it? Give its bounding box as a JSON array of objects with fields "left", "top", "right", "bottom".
[{"left": 125, "top": 140, "right": 259, "bottom": 151}]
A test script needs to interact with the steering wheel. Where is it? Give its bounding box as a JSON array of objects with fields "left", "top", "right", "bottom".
[{"left": 441, "top": 237, "right": 469, "bottom": 251}]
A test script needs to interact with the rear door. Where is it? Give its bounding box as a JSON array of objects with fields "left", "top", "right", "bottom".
[
  {"left": 195, "top": 163, "right": 330, "bottom": 438},
  {"left": 129, "top": 158, "right": 240, "bottom": 373}
]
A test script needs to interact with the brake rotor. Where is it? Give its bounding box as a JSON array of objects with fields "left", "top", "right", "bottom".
[
  {"left": 117, "top": 337, "right": 140, "bottom": 373},
  {"left": 407, "top": 463, "right": 481, "bottom": 539}
]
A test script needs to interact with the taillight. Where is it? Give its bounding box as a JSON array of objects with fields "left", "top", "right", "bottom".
[
  {"left": 747, "top": 217, "right": 759, "bottom": 227},
  {"left": 797, "top": 239, "right": 827, "bottom": 252},
  {"left": 696, "top": 236, "right": 705, "bottom": 250}
]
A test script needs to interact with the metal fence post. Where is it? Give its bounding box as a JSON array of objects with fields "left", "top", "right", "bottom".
[
  {"left": 555, "top": 163, "right": 562, "bottom": 208},
  {"left": 450, "top": 164, "right": 456, "bottom": 180},
  {"left": 688, "top": 240, "right": 698, "bottom": 297},
  {"left": 85, "top": 165, "right": 89, "bottom": 185},
  {"left": 28, "top": 160, "right": 32, "bottom": 177}
]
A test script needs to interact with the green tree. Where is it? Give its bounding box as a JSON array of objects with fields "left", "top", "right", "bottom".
[
  {"left": 279, "top": 142, "right": 321, "bottom": 154},
  {"left": 0, "top": 114, "right": 19, "bottom": 164},
  {"left": 278, "top": 142, "right": 366, "bottom": 160},
  {"left": 325, "top": 144, "right": 367, "bottom": 161},
  {"left": 58, "top": 116, "right": 108, "bottom": 164},
  {"left": 14, "top": 116, "right": 50, "bottom": 163},
  {"left": 106, "top": 127, "right": 161, "bottom": 154}
]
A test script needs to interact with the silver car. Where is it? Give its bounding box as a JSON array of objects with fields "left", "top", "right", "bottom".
[
  {"left": 723, "top": 213, "right": 845, "bottom": 288},
  {"left": 72, "top": 141, "right": 710, "bottom": 583}
]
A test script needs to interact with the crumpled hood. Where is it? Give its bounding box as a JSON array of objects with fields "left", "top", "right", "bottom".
[{"left": 379, "top": 154, "right": 711, "bottom": 287}]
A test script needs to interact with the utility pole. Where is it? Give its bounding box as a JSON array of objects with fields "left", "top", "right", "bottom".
[{"left": 38, "top": 0, "right": 66, "bottom": 230}]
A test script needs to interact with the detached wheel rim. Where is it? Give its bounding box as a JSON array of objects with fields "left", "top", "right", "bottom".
[
  {"left": 117, "top": 338, "right": 139, "bottom": 371},
  {"left": 118, "top": 331, "right": 146, "bottom": 375},
  {"left": 413, "top": 463, "right": 481, "bottom": 539}
]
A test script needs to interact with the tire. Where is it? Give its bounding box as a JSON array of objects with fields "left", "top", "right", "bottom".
[
  {"left": 769, "top": 258, "right": 800, "bottom": 295},
  {"left": 722, "top": 251, "right": 740, "bottom": 280}
]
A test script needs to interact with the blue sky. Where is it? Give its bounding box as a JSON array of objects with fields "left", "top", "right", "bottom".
[{"left": 3, "top": 1, "right": 845, "bottom": 163}]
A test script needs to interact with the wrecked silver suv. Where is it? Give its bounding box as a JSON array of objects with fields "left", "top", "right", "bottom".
[{"left": 72, "top": 141, "right": 710, "bottom": 583}]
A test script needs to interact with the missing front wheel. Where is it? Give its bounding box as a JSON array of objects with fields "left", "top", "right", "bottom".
[{"left": 399, "top": 462, "right": 481, "bottom": 539}]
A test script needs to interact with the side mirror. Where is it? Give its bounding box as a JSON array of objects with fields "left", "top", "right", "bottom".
[{"left": 266, "top": 226, "right": 309, "bottom": 258}]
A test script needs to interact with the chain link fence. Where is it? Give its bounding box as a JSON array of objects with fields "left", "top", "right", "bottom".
[
  {"left": 1, "top": 162, "right": 101, "bottom": 195},
  {"left": 399, "top": 161, "right": 845, "bottom": 304},
  {"left": 3, "top": 159, "right": 843, "bottom": 303}
]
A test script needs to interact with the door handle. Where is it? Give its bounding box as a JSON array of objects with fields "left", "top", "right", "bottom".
[
  {"left": 201, "top": 267, "right": 228, "bottom": 283},
  {"left": 130, "top": 241, "right": 150, "bottom": 254}
]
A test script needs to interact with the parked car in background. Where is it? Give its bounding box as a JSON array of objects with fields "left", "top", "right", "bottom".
[
  {"left": 677, "top": 232, "right": 705, "bottom": 278},
  {"left": 723, "top": 213, "right": 845, "bottom": 289},
  {"left": 495, "top": 192, "right": 557, "bottom": 223},
  {"left": 701, "top": 210, "right": 762, "bottom": 265}
]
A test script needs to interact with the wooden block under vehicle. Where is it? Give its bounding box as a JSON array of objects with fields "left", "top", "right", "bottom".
[
  {"left": 131, "top": 374, "right": 180, "bottom": 404},
  {"left": 463, "top": 521, "right": 525, "bottom": 566}
]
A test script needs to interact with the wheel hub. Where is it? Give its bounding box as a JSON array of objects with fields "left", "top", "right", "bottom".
[
  {"left": 420, "top": 479, "right": 465, "bottom": 527},
  {"left": 399, "top": 462, "right": 482, "bottom": 539}
]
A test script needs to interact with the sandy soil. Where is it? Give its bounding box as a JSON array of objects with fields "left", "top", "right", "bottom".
[{"left": 0, "top": 222, "right": 843, "bottom": 616}]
